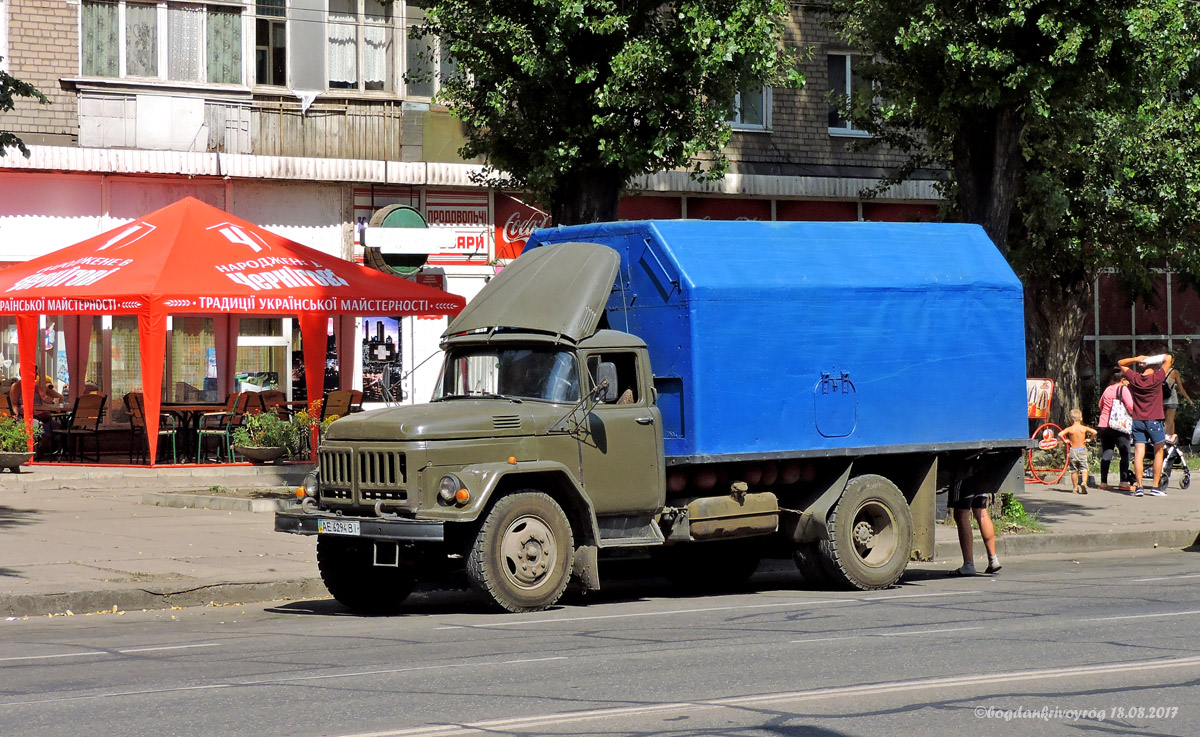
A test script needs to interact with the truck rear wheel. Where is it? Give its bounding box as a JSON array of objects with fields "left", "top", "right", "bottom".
[
  {"left": 817, "top": 474, "right": 913, "bottom": 590},
  {"left": 316, "top": 536, "right": 417, "bottom": 614},
  {"left": 466, "top": 492, "right": 574, "bottom": 613}
]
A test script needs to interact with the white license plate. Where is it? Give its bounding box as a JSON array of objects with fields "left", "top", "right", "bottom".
[{"left": 317, "top": 519, "right": 360, "bottom": 536}]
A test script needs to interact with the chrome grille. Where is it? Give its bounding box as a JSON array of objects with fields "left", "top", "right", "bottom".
[{"left": 492, "top": 415, "right": 521, "bottom": 430}]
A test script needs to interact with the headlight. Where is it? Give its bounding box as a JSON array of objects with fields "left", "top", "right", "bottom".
[
  {"left": 438, "top": 474, "right": 469, "bottom": 504},
  {"left": 298, "top": 471, "right": 319, "bottom": 499}
]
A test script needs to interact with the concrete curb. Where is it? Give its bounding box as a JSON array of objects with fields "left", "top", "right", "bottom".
[
  {"left": 933, "top": 528, "right": 1200, "bottom": 561},
  {"left": 2, "top": 579, "right": 327, "bottom": 619},
  {"left": 142, "top": 492, "right": 300, "bottom": 513},
  {"left": 6, "top": 529, "right": 1199, "bottom": 619}
]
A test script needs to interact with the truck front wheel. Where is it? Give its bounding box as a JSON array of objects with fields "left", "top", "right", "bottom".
[
  {"left": 316, "top": 536, "right": 417, "bottom": 614},
  {"left": 467, "top": 491, "right": 574, "bottom": 613},
  {"left": 817, "top": 474, "right": 913, "bottom": 590}
]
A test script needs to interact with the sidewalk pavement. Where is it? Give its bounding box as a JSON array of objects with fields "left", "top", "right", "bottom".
[{"left": 2, "top": 466, "right": 1198, "bottom": 618}]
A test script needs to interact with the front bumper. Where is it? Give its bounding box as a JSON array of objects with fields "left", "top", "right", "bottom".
[{"left": 275, "top": 509, "right": 445, "bottom": 541}]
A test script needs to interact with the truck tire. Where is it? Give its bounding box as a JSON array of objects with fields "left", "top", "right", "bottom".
[
  {"left": 817, "top": 474, "right": 913, "bottom": 590},
  {"left": 656, "top": 540, "right": 762, "bottom": 591},
  {"left": 466, "top": 492, "right": 574, "bottom": 613},
  {"left": 316, "top": 536, "right": 417, "bottom": 614},
  {"left": 792, "top": 542, "right": 832, "bottom": 586}
]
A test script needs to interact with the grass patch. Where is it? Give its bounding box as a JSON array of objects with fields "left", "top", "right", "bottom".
[{"left": 995, "top": 492, "right": 1046, "bottom": 534}]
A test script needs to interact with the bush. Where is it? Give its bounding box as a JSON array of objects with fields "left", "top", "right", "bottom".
[
  {"left": 0, "top": 415, "right": 40, "bottom": 452},
  {"left": 231, "top": 412, "right": 291, "bottom": 449}
]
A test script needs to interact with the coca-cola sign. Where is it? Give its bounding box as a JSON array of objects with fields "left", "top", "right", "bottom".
[{"left": 494, "top": 194, "right": 549, "bottom": 260}]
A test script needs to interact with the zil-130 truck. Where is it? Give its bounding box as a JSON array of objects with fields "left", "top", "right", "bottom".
[{"left": 276, "top": 220, "right": 1029, "bottom": 613}]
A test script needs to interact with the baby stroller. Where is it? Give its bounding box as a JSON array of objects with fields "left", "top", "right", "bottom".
[{"left": 1142, "top": 435, "right": 1192, "bottom": 489}]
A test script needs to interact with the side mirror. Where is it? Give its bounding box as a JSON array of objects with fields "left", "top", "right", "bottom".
[{"left": 596, "top": 362, "right": 619, "bottom": 403}]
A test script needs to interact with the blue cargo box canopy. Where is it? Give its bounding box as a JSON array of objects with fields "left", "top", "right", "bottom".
[{"left": 525, "top": 220, "right": 1029, "bottom": 462}]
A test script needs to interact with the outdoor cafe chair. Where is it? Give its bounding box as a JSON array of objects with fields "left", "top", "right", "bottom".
[
  {"left": 51, "top": 393, "right": 107, "bottom": 462},
  {"left": 197, "top": 392, "right": 262, "bottom": 463},
  {"left": 124, "top": 392, "right": 178, "bottom": 465},
  {"left": 321, "top": 390, "right": 354, "bottom": 423},
  {"left": 259, "top": 390, "right": 290, "bottom": 420}
]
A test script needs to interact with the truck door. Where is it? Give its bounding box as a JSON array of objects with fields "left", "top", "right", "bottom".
[{"left": 578, "top": 351, "right": 664, "bottom": 515}]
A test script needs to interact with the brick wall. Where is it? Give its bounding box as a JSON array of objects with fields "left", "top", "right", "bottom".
[
  {"left": 5, "top": 0, "right": 78, "bottom": 145},
  {"left": 725, "top": 5, "right": 919, "bottom": 178}
]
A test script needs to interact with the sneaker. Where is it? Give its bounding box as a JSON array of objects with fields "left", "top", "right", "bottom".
[
  {"left": 1132, "top": 487, "right": 1145, "bottom": 497},
  {"left": 985, "top": 562, "right": 1002, "bottom": 574},
  {"left": 1148, "top": 488, "right": 1168, "bottom": 496}
]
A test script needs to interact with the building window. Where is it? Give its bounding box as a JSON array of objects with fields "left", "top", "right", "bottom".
[
  {"left": 255, "top": 0, "right": 287, "bottom": 86},
  {"left": 828, "top": 52, "right": 869, "bottom": 137},
  {"left": 81, "top": 1, "right": 243, "bottom": 84},
  {"left": 727, "top": 85, "right": 768, "bottom": 130},
  {"left": 328, "top": 0, "right": 393, "bottom": 91},
  {"left": 402, "top": 0, "right": 455, "bottom": 99}
]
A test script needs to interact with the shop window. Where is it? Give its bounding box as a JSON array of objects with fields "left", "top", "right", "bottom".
[
  {"left": 168, "top": 317, "right": 216, "bottom": 401},
  {"left": 81, "top": 0, "right": 244, "bottom": 85},
  {"left": 727, "top": 84, "right": 768, "bottom": 130},
  {"left": 828, "top": 52, "right": 870, "bottom": 137}
]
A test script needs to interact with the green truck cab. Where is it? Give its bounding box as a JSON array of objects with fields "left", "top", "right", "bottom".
[{"left": 277, "top": 221, "right": 1030, "bottom": 613}]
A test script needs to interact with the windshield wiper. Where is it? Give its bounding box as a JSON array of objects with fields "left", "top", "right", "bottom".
[{"left": 435, "top": 392, "right": 523, "bottom": 403}]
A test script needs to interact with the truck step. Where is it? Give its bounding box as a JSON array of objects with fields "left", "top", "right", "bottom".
[{"left": 596, "top": 514, "right": 664, "bottom": 548}]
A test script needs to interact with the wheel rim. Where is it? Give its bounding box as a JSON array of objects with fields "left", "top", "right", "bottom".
[
  {"left": 850, "top": 500, "right": 898, "bottom": 568},
  {"left": 498, "top": 514, "right": 558, "bottom": 590}
]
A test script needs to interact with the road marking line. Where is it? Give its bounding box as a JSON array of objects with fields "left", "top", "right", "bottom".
[
  {"left": 118, "top": 644, "right": 219, "bottom": 654},
  {"left": 877, "top": 626, "right": 982, "bottom": 637},
  {"left": 241, "top": 656, "right": 568, "bottom": 685},
  {"left": 0, "top": 684, "right": 231, "bottom": 706},
  {"left": 0, "top": 651, "right": 107, "bottom": 663},
  {"left": 862, "top": 591, "right": 982, "bottom": 601},
  {"left": 434, "top": 598, "right": 857, "bottom": 629},
  {"left": 0, "top": 643, "right": 218, "bottom": 663},
  {"left": 1083, "top": 608, "right": 1200, "bottom": 622},
  {"left": 1132, "top": 573, "right": 1200, "bottom": 582},
  {"left": 0, "top": 656, "right": 567, "bottom": 707},
  {"left": 791, "top": 625, "right": 981, "bottom": 644},
  {"left": 331, "top": 655, "right": 1200, "bottom": 737}
]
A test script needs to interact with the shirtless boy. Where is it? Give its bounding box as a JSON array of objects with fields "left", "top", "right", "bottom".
[{"left": 1059, "top": 409, "right": 1098, "bottom": 494}]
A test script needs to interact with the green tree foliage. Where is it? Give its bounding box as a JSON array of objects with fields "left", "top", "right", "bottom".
[
  {"left": 413, "top": 0, "right": 803, "bottom": 224},
  {"left": 0, "top": 58, "right": 49, "bottom": 157},
  {"left": 829, "top": 0, "right": 1200, "bottom": 419}
]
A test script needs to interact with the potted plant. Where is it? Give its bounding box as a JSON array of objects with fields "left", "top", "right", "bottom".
[
  {"left": 284, "top": 406, "right": 338, "bottom": 460},
  {"left": 0, "top": 415, "right": 40, "bottom": 472},
  {"left": 231, "top": 412, "right": 291, "bottom": 463}
]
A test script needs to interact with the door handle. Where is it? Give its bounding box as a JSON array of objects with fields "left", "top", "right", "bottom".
[{"left": 636, "top": 416, "right": 654, "bottom": 425}]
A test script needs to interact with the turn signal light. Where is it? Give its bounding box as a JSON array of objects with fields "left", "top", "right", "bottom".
[
  {"left": 295, "top": 487, "right": 307, "bottom": 500},
  {"left": 508, "top": 456, "right": 517, "bottom": 464},
  {"left": 455, "top": 488, "right": 470, "bottom": 504}
]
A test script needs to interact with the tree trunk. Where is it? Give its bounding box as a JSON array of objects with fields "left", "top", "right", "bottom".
[
  {"left": 952, "top": 106, "right": 1025, "bottom": 255},
  {"left": 550, "top": 168, "right": 623, "bottom": 225},
  {"left": 1024, "top": 271, "right": 1092, "bottom": 427}
]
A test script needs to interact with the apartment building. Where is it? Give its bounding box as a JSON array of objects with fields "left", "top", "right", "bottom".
[{"left": 0, "top": 0, "right": 944, "bottom": 408}]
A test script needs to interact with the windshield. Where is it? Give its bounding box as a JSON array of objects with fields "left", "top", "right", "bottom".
[{"left": 432, "top": 346, "right": 581, "bottom": 403}]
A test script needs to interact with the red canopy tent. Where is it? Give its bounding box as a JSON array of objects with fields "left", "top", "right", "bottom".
[{"left": 0, "top": 197, "right": 465, "bottom": 463}]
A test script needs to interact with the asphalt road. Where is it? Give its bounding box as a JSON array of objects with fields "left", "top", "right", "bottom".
[{"left": 2, "top": 549, "right": 1199, "bottom": 737}]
